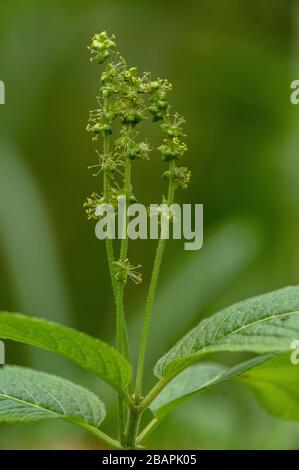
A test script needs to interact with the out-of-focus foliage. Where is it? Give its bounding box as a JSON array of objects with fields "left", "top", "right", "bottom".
[
  {"left": 239, "top": 353, "right": 299, "bottom": 421},
  {"left": 0, "top": 0, "right": 299, "bottom": 449}
]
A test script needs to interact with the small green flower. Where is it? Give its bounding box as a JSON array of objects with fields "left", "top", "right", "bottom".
[
  {"left": 83, "top": 192, "right": 106, "bottom": 220},
  {"left": 88, "top": 150, "right": 124, "bottom": 177},
  {"left": 158, "top": 137, "right": 188, "bottom": 161},
  {"left": 114, "top": 259, "right": 142, "bottom": 285},
  {"left": 160, "top": 113, "right": 185, "bottom": 138},
  {"left": 162, "top": 166, "right": 191, "bottom": 189},
  {"left": 87, "top": 107, "right": 117, "bottom": 139},
  {"left": 115, "top": 129, "right": 151, "bottom": 160},
  {"left": 120, "top": 109, "right": 145, "bottom": 126}
]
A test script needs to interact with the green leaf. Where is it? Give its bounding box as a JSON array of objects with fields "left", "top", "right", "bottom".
[
  {"left": 239, "top": 353, "right": 299, "bottom": 420},
  {"left": 0, "top": 312, "right": 131, "bottom": 393},
  {"left": 129, "top": 220, "right": 260, "bottom": 365},
  {"left": 155, "top": 287, "right": 299, "bottom": 379},
  {"left": 151, "top": 356, "right": 271, "bottom": 419},
  {"left": 0, "top": 366, "right": 105, "bottom": 428}
]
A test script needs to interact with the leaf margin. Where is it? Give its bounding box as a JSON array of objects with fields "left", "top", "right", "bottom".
[{"left": 0, "top": 312, "right": 131, "bottom": 394}]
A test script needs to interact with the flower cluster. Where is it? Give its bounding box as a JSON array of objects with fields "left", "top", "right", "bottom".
[
  {"left": 147, "top": 78, "right": 172, "bottom": 122},
  {"left": 158, "top": 113, "right": 190, "bottom": 189},
  {"left": 87, "top": 37, "right": 152, "bottom": 169},
  {"left": 83, "top": 187, "right": 123, "bottom": 220},
  {"left": 87, "top": 108, "right": 115, "bottom": 138},
  {"left": 162, "top": 166, "right": 192, "bottom": 190},
  {"left": 158, "top": 137, "right": 188, "bottom": 162},
  {"left": 87, "top": 33, "right": 190, "bottom": 179},
  {"left": 83, "top": 192, "right": 106, "bottom": 220},
  {"left": 115, "top": 128, "right": 151, "bottom": 161},
  {"left": 119, "top": 67, "right": 148, "bottom": 126},
  {"left": 159, "top": 113, "right": 186, "bottom": 146},
  {"left": 89, "top": 32, "right": 116, "bottom": 64},
  {"left": 88, "top": 150, "right": 124, "bottom": 177},
  {"left": 85, "top": 31, "right": 191, "bottom": 286},
  {"left": 114, "top": 259, "right": 142, "bottom": 285}
]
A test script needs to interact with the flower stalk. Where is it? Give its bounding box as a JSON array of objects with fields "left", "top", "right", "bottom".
[{"left": 85, "top": 31, "right": 190, "bottom": 448}]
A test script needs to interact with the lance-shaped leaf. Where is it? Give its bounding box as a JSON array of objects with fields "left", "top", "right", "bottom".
[
  {"left": 0, "top": 313, "right": 131, "bottom": 393},
  {"left": 0, "top": 366, "right": 105, "bottom": 428},
  {"left": 151, "top": 356, "right": 271, "bottom": 419},
  {"left": 155, "top": 287, "right": 299, "bottom": 379},
  {"left": 238, "top": 353, "right": 299, "bottom": 420}
]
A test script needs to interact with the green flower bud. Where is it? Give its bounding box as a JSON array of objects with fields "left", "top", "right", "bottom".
[
  {"left": 90, "top": 123, "right": 102, "bottom": 134},
  {"left": 176, "top": 166, "right": 191, "bottom": 189},
  {"left": 104, "top": 110, "right": 116, "bottom": 122},
  {"left": 158, "top": 137, "right": 187, "bottom": 161},
  {"left": 121, "top": 110, "right": 144, "bottom": 125},
  {"left": 162, "top": 170, "right": 171, "bottom": 181},
  {"left": 129, "top": 195, "right": 137, "bottom": 203},
  {"left": 98, "top": 31, "right": 108, "bottom": 41},
  {"left": 89, "top": 32, "right": 116, "bottom": 64},
  {"left": 159, "top": 143, "right": 177, "bottom": 160},
  {"left": 157, "top": 100, "right": 168, "bottom": 109},
  {"left": 160, "top": 122, "right": 183, "bottom": 138},
  {"left": 146, "top": 80, "right": 161, "bottom": 94},
  {"left": 89, "top": 122, "right": 112, "bottom": 135},
  {"left": 102, "top": 86, "right": 117, "bottom": 97}
]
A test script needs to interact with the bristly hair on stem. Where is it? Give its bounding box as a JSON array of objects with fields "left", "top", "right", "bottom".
[{"left": 85, "top": 31, "right": 190, "bottom": 448}]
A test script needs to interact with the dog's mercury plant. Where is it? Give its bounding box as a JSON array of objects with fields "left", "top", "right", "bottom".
[{"left": 0, "top": 33, "right": 299, "bottom": 449}]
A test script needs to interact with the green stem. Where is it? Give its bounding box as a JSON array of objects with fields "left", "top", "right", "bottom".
[
  {"left": 139, "top": 377, "right": 169, "bottom": 410},
  {"left": 132, "top": 376, "right": 178, "bottom": 448},
  {"left": 128, "top": 375, "right": 177, "bottom": 448},
  {"left": 136, "top": 417, "right": 159, "bottom": 446},
  {"left": 134, "top": 161, "right": 176, "bottom": 401},
  {"left": 115, "top": 155, "right": 133, "bottom": 444},
  {"left": 102, "top": 102, "right": 118, "bottom": 313},
  {"left": 103, "top": 170, "right": 118, "bottom": 306},
  {"left": 126, "top": 405, "right": 142, "bottom": 449},
  {"left": 115, "top": 154, "right": 132, "bottom": 364},
  {"left": 102, "top": 108, "right": 127, "bottom": 445},
  {"left": 72, "top": 420, "right": 124, "bottom": 450}
]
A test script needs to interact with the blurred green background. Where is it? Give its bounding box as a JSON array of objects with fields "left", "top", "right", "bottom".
[{"left": 1, "top": 0, "right": 299, "bottom": 449}]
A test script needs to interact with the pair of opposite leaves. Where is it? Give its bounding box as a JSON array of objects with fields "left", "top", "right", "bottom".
[{"left": 0, "top": 286, "right": 298, "bottom": 432}]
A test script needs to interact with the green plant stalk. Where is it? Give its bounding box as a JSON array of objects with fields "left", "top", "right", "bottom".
[
  {"left": 125, "top": 161, "right": 176, "bottom": 449},
  {"left": 135, "top": 160, "right": 176, "bottom": 402},
  {"left": 115, "top": 154, "right": 133, "bottom": 444},
  {"left": 102, "top": 106, "right": 118, "bottom": 310},
  {"left": 126, "top": 377, "right": 169, "bottom": 448},
  {"left": 116, "top": 152, "right": 132, "bottom": 364},
  {"left": 126, "top": 404, "right": 142, "bottom": 449},
  {"left": 102, "top": 103, "right": 127, "bottom": 445},
  {"left": 140, "top": 377, "right": 169, "bottom": 410},
  {"left": 72, "top": 420, "right": 123, "bottom": 450},
  {"left": 103, "top": 170, "right": 117, "bottom": 300},
  {"left": 136, "top": 417, "right": 159, "bottom": 446}
]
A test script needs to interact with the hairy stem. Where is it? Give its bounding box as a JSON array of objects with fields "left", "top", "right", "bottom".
[
  {"left": 102, "top": 105, "right": 118, "bottom": 311},
  {"left": 102, "top": 104, "right": 127, "bottom": 445},
  {"left": 115, "top": 153, "right": 132, "bottom": 364},
  {"left": 126, "top": 405, "right": 142, "bottom": 449},
  {"left": 103, "top": 170, "right": 118, "bottom": 304},
  {"left": 115, "top": 154, "right": 133, "bottom": 444},
  {"left": 135, "top": 161, "right": 176, "bottom": 401}
]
